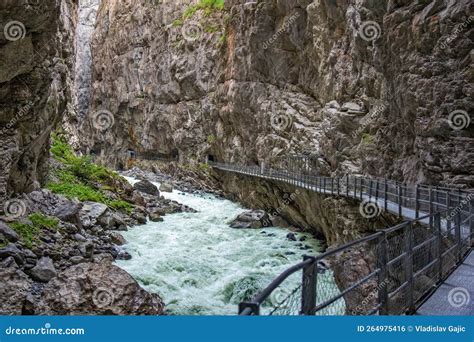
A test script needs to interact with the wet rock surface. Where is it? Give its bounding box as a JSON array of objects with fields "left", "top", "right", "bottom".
[
  {"left": 230, "top": 210, "right": 270, "bottom": 229},
  {"left": 133, "top": 180, "right": 160, "bottom": 196}
]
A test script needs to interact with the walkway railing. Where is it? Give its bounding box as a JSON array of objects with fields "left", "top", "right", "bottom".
[{"left": 208, "top": 160, "right": 473, "bottom": 315}]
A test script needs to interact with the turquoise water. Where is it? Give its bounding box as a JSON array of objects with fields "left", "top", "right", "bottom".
[{"left": 117, "top": 177, "right": 338, "bottom": 315}]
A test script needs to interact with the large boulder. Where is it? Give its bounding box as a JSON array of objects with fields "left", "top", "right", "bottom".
[
  {"left": 229, "top": 210, "right": 270, "bottom": 229},
  {"left": 0, "top": 243, "right": 24, "bottom": 265},
  {"left": 78, "top": 202, "right": 109, "bottom": 228},
  {"left": 35, "top": 261, "right": 164, "bottom": 315},
  {"left": 0, "top": 222, "right": 19, "bottom": 242},
  {"left": 78, "top": 202, "right": 128, "bottom": 230},
  {"left": 24, "top": 190, "right": 82, "bottom": 225},
  {"left": 133, "top": 180, "right": 159, "bottom": 196},
  {"left": 159, "top": 182, "right": 174, "bottom": 193},
  {"left": 29, "top": 256, "right": 57, "bottom": 283},
  {"left": 0, "top": 257, "right": 32, "bottom": 315}
]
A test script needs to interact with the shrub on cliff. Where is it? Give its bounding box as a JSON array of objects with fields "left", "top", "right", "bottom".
[{"left": 48, "top": 135, "right": 133, "bottom": 213}]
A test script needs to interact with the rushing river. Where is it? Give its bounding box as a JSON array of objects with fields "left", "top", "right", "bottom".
[{"left": 117, "top": 177, "right": 340, "bottom": 315}]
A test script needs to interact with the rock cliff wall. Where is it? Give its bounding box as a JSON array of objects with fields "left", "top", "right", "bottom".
[
  {"left": 0, "top": 0, "right": 77, "bottom": 207},
  {"left": 73, "top": 0, "right": 472, "bottom": 187}
]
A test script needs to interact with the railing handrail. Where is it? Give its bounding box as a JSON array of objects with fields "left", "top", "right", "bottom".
[{"left": 208, "top": 160, "right": 473, "bottom": 316}]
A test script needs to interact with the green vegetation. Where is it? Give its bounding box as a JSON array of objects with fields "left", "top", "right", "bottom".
[
  {"left": 361, "top": 133, "right": 375, "bottom": 145},
  {"left": 9, "top": 221, "right": 41, "bottom": 249},
  {"left": 8, "top": 214, "right": 61, "bottom": 250},
  {"left": 172, "top": 19, "right": 184, "bottom": 27},
  {"left": 183, "top": 0, "right": 225, "bottom": 20},
  {"left": 217, "top": 32, "right": 227, "bottom": 47},
  {"left": 28, "top": 213, "right": 59, "bottom": 231},
  {"left": 48, "top": 135, "right": 133, "bottom": 213},
  {"left": 198, "top": 162, "right": 211, "bottom": 172},
  {"left": 207, "top": 134, "right": 216, "bottom": 144},
  {"left": 205, "top": 25, "right": 219, "bottom": 33}
]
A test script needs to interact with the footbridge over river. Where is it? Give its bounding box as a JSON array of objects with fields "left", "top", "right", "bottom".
[{"left": 209, "top": 159, "right": 473, "bottom": 316}]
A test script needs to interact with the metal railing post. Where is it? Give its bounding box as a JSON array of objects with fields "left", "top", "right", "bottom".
[
  {"left": 470, "top": 197, "right": 474, "bottom": 247},
  {"left": 360, "top": 178, "right": 364, "bottom": 200},
  {"left": 404, "top": 222, "right": 415, "bottom": 314},
  {"left": 446, "top": 192, "right": 452, "bottom": 239},
  {"left": 415, "top": 184, "right": 420, "bottom": 219},
  {"left": 429, "top": 186, "right": 433, "bottom": 228},
  {"left": 238, "top": 302, "right": 260, "bottom": 315},
  {"left": 398, "top": 184, "right": 402, "bottom": 217},
  {"left": 346, "top": 174, "right": 349, "bottom": 197},
  {"left": 377, "top": 232, "right": 389, "bottom": 315},
  {"left": 337, "top": 177, "right": 340, "bottom": 197},
  {"left": 301, "top": 256, "right": 317, "bottom": 315},
  {"left": 434, "top": 212, "right": 442, "bottom": 281},
  {"left": 369, "top": 179, "right": 373, "bottom": 199},
  {"left": 384, "top": 178, "right": 388, "bottom": 211},
  {"left": 455, "top": 211, "right": 462, "bottom": 263},
  {"left": 353, "top": 177, "right": 357, "bottom": 199},
  {"left": 375, "top": 180, "right": 380, "bottom": 202}
]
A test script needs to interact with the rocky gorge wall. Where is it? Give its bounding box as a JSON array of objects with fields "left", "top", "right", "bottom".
[
  {"left": 216, "top": 169, "right": 400, "bottom": 246},
  {"left": 71, "top": 0, "right": 472, "bottom": 188},
  {"left": 0, "top": 0, "right": 76, "bottom": 208}
]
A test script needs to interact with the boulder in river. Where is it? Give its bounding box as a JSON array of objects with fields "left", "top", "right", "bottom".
[
  {"left": 229, "top": 210, "right": 270, "bottom": 229},
  {"left": 35, "top": 261, "right": 164, "bottom": 315},
  {"left": 133, "top": 180, "right": 159, "bottom": 196},
  {"left": 159, "top": 182, "right": 174, "bottom": 193}
]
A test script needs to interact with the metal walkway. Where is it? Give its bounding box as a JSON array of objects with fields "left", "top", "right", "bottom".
[
  {"left": 208, "top": 160, "right": 474, "bottom": 316},
  {"left": 417, "top": 250, "right": 474, "bottom": 315}
]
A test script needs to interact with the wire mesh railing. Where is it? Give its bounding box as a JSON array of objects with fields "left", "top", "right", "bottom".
[
  {"left": 209, "top": 161, "right": 473, "bottom": 240},
  {"left": 238, "top": 210, "right": 472, "bottom": 316},
  {"left": 207, "top": 159, "right": 473, "bottom": 316}
]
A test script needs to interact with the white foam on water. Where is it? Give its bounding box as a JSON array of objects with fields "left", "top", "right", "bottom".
[{"left": 117, "top": 177, "right": 341, "bottom": 315}]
